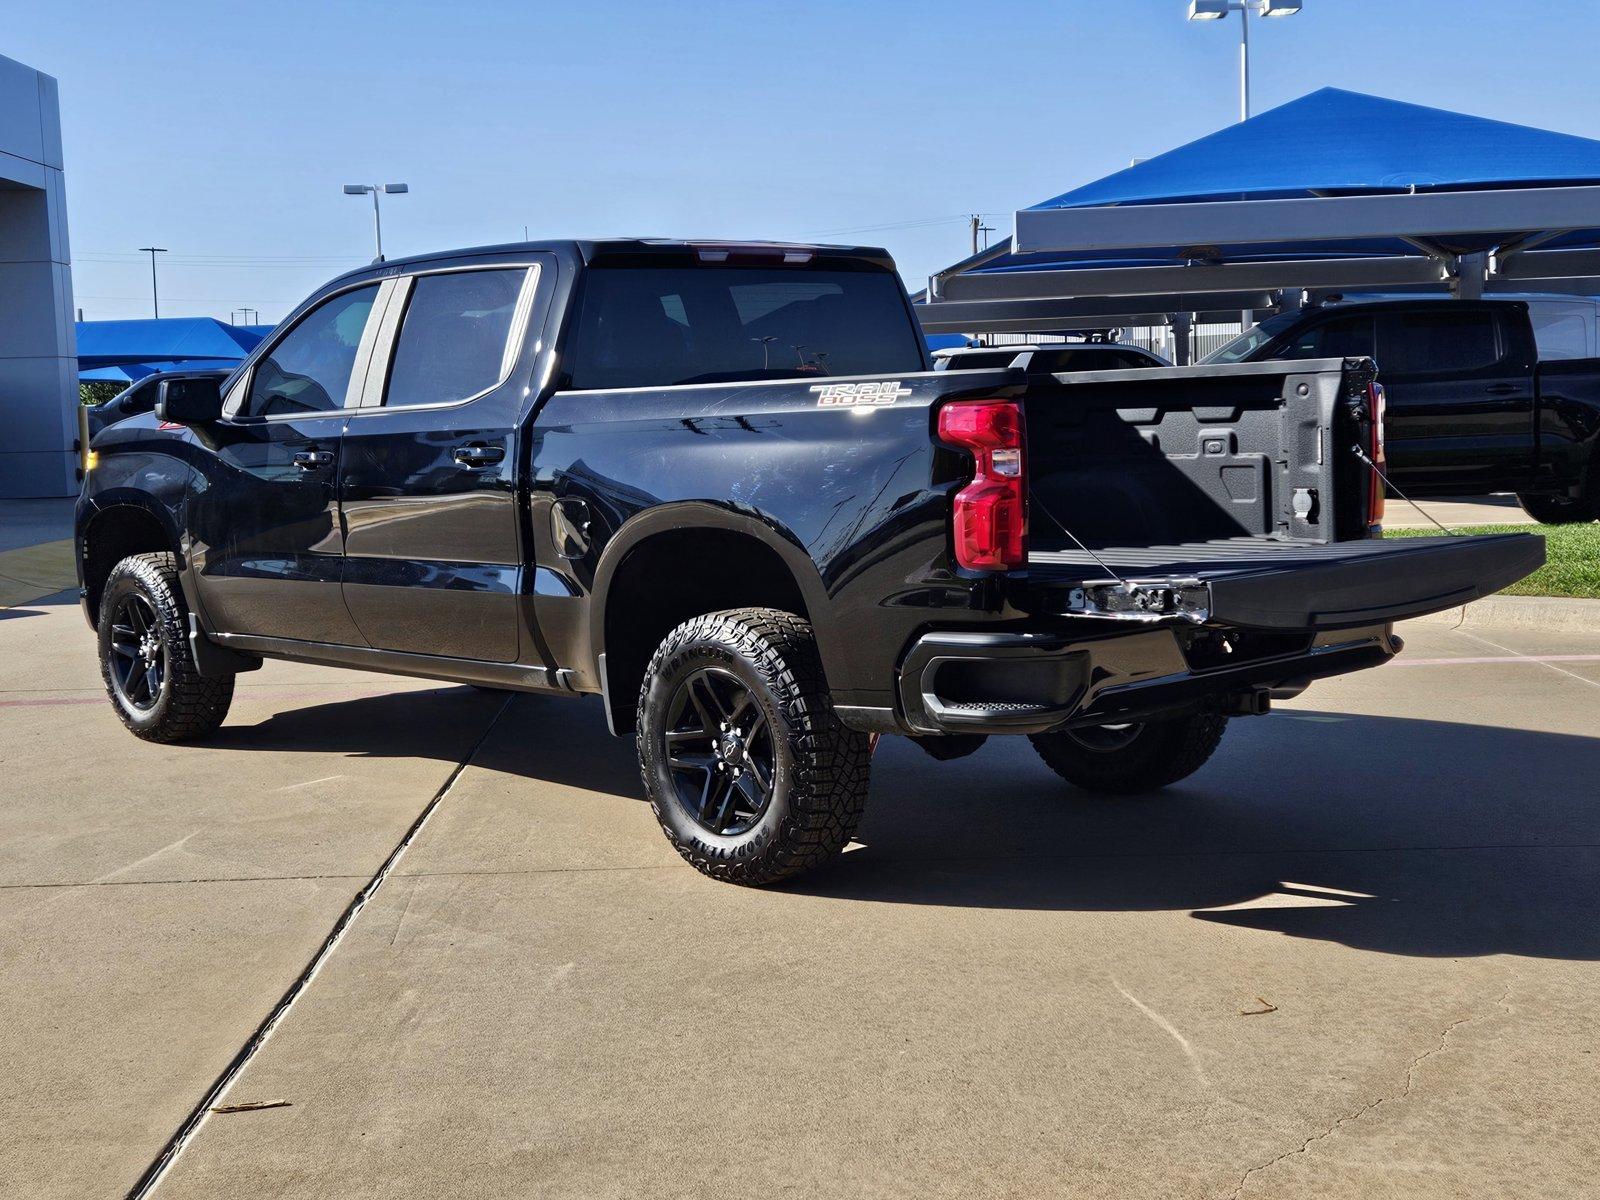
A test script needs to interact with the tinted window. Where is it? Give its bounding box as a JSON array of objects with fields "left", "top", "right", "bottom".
[
  {"left": 1028, "top": 348, "right": 1147, "bottom": 371},
  {"left": 385, "top": 269, "right": 528, "bottom": 407},
  {"left": 565, "top": 265, "right": 925, "bottom": 390},
  {"left": 1374, "top": 310, "right": 1500, "bottom": 375},
  {"left": 1277, "top": 314, "right": 1375, "bottom": 361},
  {"left": 119, "top": 378, "right": 157, "bottom": 416},
  {"left": 1530, "top": 309, "right": 1591, "bottom": 360},
  {"left": 245, "top": 285, "right": 379, "bottom": 417}
]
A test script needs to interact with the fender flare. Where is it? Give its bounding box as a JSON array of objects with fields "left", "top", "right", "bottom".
[{"left": 586, "top": 501, "right": 839, "bottom": 701}]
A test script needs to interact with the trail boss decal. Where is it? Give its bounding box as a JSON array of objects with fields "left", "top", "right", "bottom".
[{"left": 811, "top": 381, "right": 913, "bottom": 408}]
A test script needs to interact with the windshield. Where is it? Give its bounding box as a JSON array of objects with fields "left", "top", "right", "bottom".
[
  {"left": 1199, "top": 311, "right": 1301, "bottom": 364},
  {"left": 565, "top": 265, "right": 926, "bottom": 389}
]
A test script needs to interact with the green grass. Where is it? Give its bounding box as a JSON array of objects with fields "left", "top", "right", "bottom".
[{"left": 1387, "top": 522, "right": 1600, "bottom": 599}]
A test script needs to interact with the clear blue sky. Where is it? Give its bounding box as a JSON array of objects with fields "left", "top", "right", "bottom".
[{"left": 11, "top": 0, "right": 1600, "bottom": 322}]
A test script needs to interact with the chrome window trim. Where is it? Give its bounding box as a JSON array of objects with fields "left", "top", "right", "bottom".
[{"left": 348, "top": 262, "right": 543, "bottom": 416}]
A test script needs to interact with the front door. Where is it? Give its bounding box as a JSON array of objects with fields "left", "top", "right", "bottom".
[
  {"left": 338, "top": 262, "right": 546, "bottom": 662},
  {"left": 188, "top": 282, "right": 383, "bottom": 645}
]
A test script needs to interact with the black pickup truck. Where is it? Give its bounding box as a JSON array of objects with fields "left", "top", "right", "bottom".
[
  {"left": 76, "top": 240, "right": 1543, "bottom": 885},
  {"left": 1206, "top": 297, "right": 1600, "bottom": 521}
]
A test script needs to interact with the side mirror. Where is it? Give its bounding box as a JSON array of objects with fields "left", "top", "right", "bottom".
[{"left": 155, "top": 375, "right": 225, "bottom": 425}]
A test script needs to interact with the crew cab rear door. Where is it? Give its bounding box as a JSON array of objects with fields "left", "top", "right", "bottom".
[
  {"left": 1371, "top": 302, "right": 1537, "bottom": 493},
  {"left": 337, "top": 256, "right": 552, "bottom": 662}
]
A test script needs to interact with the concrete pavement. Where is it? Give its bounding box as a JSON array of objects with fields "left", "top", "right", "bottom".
[
  {"left": 4, "top": 595, "right": 1599, "bottom": 1198},
  {"left": 1382, "top": 493, "right": 1535, "bottom": 529}
]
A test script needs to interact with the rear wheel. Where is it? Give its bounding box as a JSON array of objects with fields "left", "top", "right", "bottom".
[
  {"left": 1029, "top": 713, "right": 1227, "bottom": 794},
  {"left": 98, "top": 552, "right": 234, "bottom": 742},
  {"left": 636, "top": 608, "right": 871, "bottom": 886},
  {"left": 1516, "top": 490, "right": 1597, "bottom": 524}
]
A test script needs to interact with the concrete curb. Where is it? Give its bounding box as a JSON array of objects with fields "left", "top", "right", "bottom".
[{"left": 1406, "top": 594, "right": 1600, "bottom": 635}]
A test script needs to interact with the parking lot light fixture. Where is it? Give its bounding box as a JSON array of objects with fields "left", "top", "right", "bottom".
[
  {"left": 1186, "top": 0, "right": 1304, "bottom": 122},
  {"left": 343, "top": 182, "right": 409, "bottom": 262}
]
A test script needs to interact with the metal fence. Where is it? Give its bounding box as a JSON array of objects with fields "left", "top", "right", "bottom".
[{"left": 978, "top": 323, "right": 1246, "bottom": 363}]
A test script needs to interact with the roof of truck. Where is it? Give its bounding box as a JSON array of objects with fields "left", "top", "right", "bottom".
[{"left": 347, "top": 238, "right": 893, "bottom": 276}]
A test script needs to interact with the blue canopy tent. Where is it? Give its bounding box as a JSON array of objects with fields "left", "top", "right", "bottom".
[
  {"left": 76, "top": 317, "right": 265, "bottom": 378},
  {"left": 919, "top": 89, "right": 1600, "bottom": 344}
]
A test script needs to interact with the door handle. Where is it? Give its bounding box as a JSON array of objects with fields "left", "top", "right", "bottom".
[
  {"left": 1485, "top": 383, "right": 1520, "bottom": 396},
  {"left": 453, "top": 444, "right": 506, "bottom": 468},
  {"left": 292, "top": 449, "right": 334, "bottom": 469}
]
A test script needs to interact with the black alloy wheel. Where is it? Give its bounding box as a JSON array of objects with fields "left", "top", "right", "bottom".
[
  {"left": 97, "top": 551, "right": 234, "bottom": 742},
  {"left": 1059, "top": 722, "right": 1143, "bottom": 753},
  {"left": 107, "top": 591, "right": 166, "bottom": 711},
  {"left": 663, "top": 667, "right": 775, "bottom": 837}
]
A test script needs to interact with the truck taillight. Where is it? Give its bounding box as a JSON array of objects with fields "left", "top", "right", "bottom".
[
  {"left": 1366, "top": 382, "right": 1387, "bottom": 526},
  {"left": 938, "top": 399, "right": 1027, "bottom": 571}
]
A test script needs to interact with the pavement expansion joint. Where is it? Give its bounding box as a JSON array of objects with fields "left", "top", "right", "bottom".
[{"left": 123, "top": 694, "right": 514, "bottom": 1199}]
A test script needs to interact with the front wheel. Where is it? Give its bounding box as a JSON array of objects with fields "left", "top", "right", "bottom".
[
  {"left": 1029, "top": 713, "right": 1228, "bottom": 794},
  {"left": 98, "top": 552, "right": 234, "bottom": 742},
  {"left": 636, "top": 608, "right": 871, "bottom": 886}
]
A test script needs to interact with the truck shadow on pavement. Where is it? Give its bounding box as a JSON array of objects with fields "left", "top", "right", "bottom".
[
  {"left": 205, "top": 689, "right": 1600, "bottom": 961},
  {"left": 810, "top": 709, "right": 1600, "bottom": 960}
]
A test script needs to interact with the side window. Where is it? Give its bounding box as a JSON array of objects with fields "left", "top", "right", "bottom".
[
  {"left": 120, "top": 380, "right": 156, "bottom": 416},
  {"left": 244, "top": 285, "right": 380, "bottom": 417},
  {"left": 1374, "top": 310, "right": 1500, "bottom": 376},
  {"left": 383, "top": 269, "right": 529, "bottom": 408},
  {"left": 1278, "top": 315, "right": 1374, "bottom": 361},
  {"left": 1530, "top": 309, "right": 1591, "bottom": 361}
]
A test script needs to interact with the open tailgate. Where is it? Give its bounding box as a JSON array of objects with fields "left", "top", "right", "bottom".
[{"left": 1029, "top": 533, "right": 1545, "bottom": 630}]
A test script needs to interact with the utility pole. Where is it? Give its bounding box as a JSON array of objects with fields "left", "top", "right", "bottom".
[
  {"left": 138, "top": 246, "right": 167, "bottom": 318},
  {"left": 970, "top": 215, "right": 980, "bottom": 256}
]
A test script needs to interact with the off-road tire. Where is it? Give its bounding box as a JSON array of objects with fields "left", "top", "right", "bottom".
[
  {"left": 1516, "top": 490, "right": 1597, "bottom": 524},
  {"left": 636, "top": 607, "right": 871, "bottom": 886},
  {"left": 1029, "top": 713, "right": 1228, "bottom": 795},
  {"left": 98, "top": 552, "right": 234, "bottom": 742}
]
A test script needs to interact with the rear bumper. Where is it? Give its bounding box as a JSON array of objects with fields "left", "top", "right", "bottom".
[{"left": 892, "top": 623, "right": 1399, "bottom": 737}]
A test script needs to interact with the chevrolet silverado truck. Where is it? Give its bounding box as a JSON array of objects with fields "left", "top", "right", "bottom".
[
  {"left": 76, "top": 239, "right": 1544, "bottom": 885},
  {"left": 1205, "top": 297, "right": 1600, "bottom": 522}
]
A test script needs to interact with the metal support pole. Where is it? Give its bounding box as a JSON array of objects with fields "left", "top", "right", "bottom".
[
  {"left": 371, "top": 189, "right": 384, "bottom": 261},
  {"left": 1238, "top": 3, "right": 1250, "bottom": 121},
  {"left": 1170, "top": 312, "right": 1194, "bottom": 366}
]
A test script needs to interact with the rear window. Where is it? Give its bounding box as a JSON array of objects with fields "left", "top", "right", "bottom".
[{"left": 564, "top": 265, "right": 926, "bottom": 390}]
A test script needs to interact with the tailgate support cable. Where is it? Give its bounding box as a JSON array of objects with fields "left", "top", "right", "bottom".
[
  {"left": 1350, "top": 443, "right": 1456, "bottom": 537},
  {"left": 1030, "top": 489, "right": 1136, "bottom": 590}
]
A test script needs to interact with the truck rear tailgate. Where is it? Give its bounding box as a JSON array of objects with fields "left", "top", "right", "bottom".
[{"left": 1028, "top": 533, "right": 1544, "bottom": 629}]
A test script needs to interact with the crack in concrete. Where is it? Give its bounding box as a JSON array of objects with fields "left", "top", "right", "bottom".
[{"left": 1228, "top": 981, "right": 1514, "bottom": 1199}]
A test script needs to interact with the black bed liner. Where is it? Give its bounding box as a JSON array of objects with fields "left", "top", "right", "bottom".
[{"left": 1029, "top": 533, "right": 1545, "bottom": 630}]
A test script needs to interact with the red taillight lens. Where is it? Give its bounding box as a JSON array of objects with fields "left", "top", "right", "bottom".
[
  {"left": 1366, "top": 382, "right": 1387, "bottom": 526},
  {"left": 938, "top": 399, "right": 1027, "bottom": 571}
]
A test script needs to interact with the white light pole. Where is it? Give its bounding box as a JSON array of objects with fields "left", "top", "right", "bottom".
[
  {"left": 1187, "top": 0, "right": 1302, "bottom": 123},
  {"left": 343, "top": 183, "right": 409, "bottom": 261}
]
